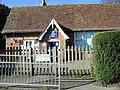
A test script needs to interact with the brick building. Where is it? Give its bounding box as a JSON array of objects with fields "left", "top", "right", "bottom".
[{"left": 2, "top": 3, "right": 120, "bottom": 49}]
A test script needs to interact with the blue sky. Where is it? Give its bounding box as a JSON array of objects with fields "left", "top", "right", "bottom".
[{"left": 1, "top": 0, "right": 101, "bottom": 7}]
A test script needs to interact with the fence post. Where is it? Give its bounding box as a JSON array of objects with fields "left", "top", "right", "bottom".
[
  {"left": 48, "top": 47, "right": 51, "bottom": 75},
  {"left": 67, "top": 46, "right": 70, "bottom": 75},
  {"left": 74, "top": 46, "right": 77, "bottom": 76},
  {"left": 26, "top": 48, "right": 29, "bottom": 75},
  {"left": 19, "top": 46, "right": 22, "bottom": 76},
  {"left": 75, "top": 46, "right": 77, "bottom": 61},
  {"left": 89, "top": 47, "right": 93, "bottom": 76},
  {"left": 22, "top": 46, "right": 25, "bottom": 75},
  {"left": 85, "top": 46, "right": 89, "bottom": 74},
  {"left": 64, "top": 47, "right": 66, "bottom": 75},
  {"left": 72, "top": 46, "right": 74, "bottom": 76},
  {"left": 58, "top": 47, "right": 60, "bottom": 90},
  {"left": 16, "top": 47, "right": 19, "bottom": 75},
  {"left": 30, "top": 47, "right": 34, "bottom": 76},
  {"left": 60, "top": 48, "right": 63, "bottom": 75},
  {"left": 81, "top": 46, "right": 85, "bottom": 75}
]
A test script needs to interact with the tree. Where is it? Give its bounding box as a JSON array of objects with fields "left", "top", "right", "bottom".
[
  {"left": 0, "top": 4, "right": 10, "bottom": 51},
  {"left": 101, "top": 0, "right": 120, "bottom": 3},
  {"left": 0, "top": 4, "right": 10, "bottom": 32}
]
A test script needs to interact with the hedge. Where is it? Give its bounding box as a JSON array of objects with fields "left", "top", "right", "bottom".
[{"left": 92, "top": 31, "right": 120, "bottom": 84}]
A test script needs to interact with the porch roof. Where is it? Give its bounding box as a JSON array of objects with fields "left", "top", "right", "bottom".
[{"left": 2, "top": 4, "right": 120, "bottom": 34}]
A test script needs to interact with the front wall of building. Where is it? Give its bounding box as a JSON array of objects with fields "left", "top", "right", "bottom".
[
  {"left": 5, "top": 30, "right": 66, "bottom": 49},
  {"left": 57, "top": 31, "right": 66, "bottom": 49},
  {"left": 6, "top": 37, "right": 23, "bottom": 47},
  {"left": 5, "top": 31, "right": 98, "bottom": 49},
  {"left": 40, "top": 30, "right": 66, "bottom": 50},
  {"left": 6, "top": 37, "right": 37, "bottom": 48}
]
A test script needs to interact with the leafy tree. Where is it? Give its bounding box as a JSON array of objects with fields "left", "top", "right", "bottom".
[
  {"left": 101, "top": 0, "right": 120, "bottom": 4},
  {"left": 0, "top": 4, "right": 10, "bottom": 51},
  {"left": 0, "top": 4, "right": 10, "bottom": 32}
]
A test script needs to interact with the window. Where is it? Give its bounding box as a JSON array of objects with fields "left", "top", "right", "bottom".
[
  {"left": 74, "top": 32, "right": 96, "bottom": 47},
  {"left": 19, "top": 40, "right": 35, "bottom": 49}
]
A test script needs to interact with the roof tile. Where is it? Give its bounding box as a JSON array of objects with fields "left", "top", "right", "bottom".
[{"left": 3, "top": 4, "right": 120, "bottom": 33}]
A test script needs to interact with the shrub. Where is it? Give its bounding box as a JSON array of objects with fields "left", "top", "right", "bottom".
[{"left": 92, "top": 31, "right": 120, "bottom": 84}]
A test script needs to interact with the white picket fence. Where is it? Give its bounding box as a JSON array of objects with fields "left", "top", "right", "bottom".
[
  {"left": 33, "top": 46, "right": 93, "bottom": 76},
  {"left": 0, "top": 46, "right": 93, "bottom": 76},
  {"left": 60, "top": 46, "right": 93, "bottom": 76}
]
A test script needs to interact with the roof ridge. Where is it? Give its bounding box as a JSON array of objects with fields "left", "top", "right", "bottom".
[
  {"left": 3, "top": 4, "right": 120, "bottom": 33},
  {"left": 11, "top": 4, "right": 120, "bottom": 8}
]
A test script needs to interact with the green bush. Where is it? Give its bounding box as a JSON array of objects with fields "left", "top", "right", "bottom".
[{"left": 92, "top": 31, "right": 120, "bottom": 85}]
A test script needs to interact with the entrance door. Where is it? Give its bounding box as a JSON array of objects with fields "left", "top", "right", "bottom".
[{"left": 48, "top": 41, "right": 59, "bottom": 49}]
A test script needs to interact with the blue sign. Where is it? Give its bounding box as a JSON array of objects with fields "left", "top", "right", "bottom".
[{"left": 50, "top": 31, "right": 58, "bottom": 38}]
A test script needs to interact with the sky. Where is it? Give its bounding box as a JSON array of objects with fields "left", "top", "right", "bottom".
[{"left": 1, "top": 0, "right": 101, "bottom": 7}]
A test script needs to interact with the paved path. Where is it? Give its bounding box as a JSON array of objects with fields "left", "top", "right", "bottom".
[
  {"left": 68, "top": 84, "right": 120, "bottom": 90},
  {"left": 0, "top": 83, "right": 119, "bottom": 90},
  {"left": 0, "top": 81, "right": 119, "bottom": 90},
  {"left": 0, "top": 76, "right": 119, "bottom": 90}
]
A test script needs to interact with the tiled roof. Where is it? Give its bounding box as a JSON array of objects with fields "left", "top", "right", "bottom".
[{"left": 2, "top": 4, "right": 120, "bottom": 33}]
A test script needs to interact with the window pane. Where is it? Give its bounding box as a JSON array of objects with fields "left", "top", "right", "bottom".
[{"left": 74, "top": 32, "right": 97, "bottom": 47}]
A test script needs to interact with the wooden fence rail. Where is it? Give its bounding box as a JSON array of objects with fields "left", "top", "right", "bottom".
[
  {"left": 0, "top": 46, "right": 93, "bottom": 76},
  {"left": 60, "top": 46, "right": 93, "bottom": 76}
]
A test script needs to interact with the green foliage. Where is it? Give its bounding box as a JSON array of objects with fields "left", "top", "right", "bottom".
[
  {"left": 92, "top": 31, "right": 120, "bottom": 85},
  {"left": 0, "top": 4, "right": 10, "bottom": 31}
]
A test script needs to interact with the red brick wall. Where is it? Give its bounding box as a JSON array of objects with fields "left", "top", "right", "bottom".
[
  {"left": 57, "top": 32, "right": 66, "bottom": 49},
  {"left": 6, "top": 31, "right": 67, "bottom": 49},
  {"left": 6, "top": 37, "right": 23, "bottom": 47},
  {"left": 6, "top": 37, "right": 37, "bottom": 48}
]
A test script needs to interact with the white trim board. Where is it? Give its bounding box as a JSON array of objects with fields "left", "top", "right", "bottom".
[{"left": 37, "top": 18, "right": 69, "bottom": 41}]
